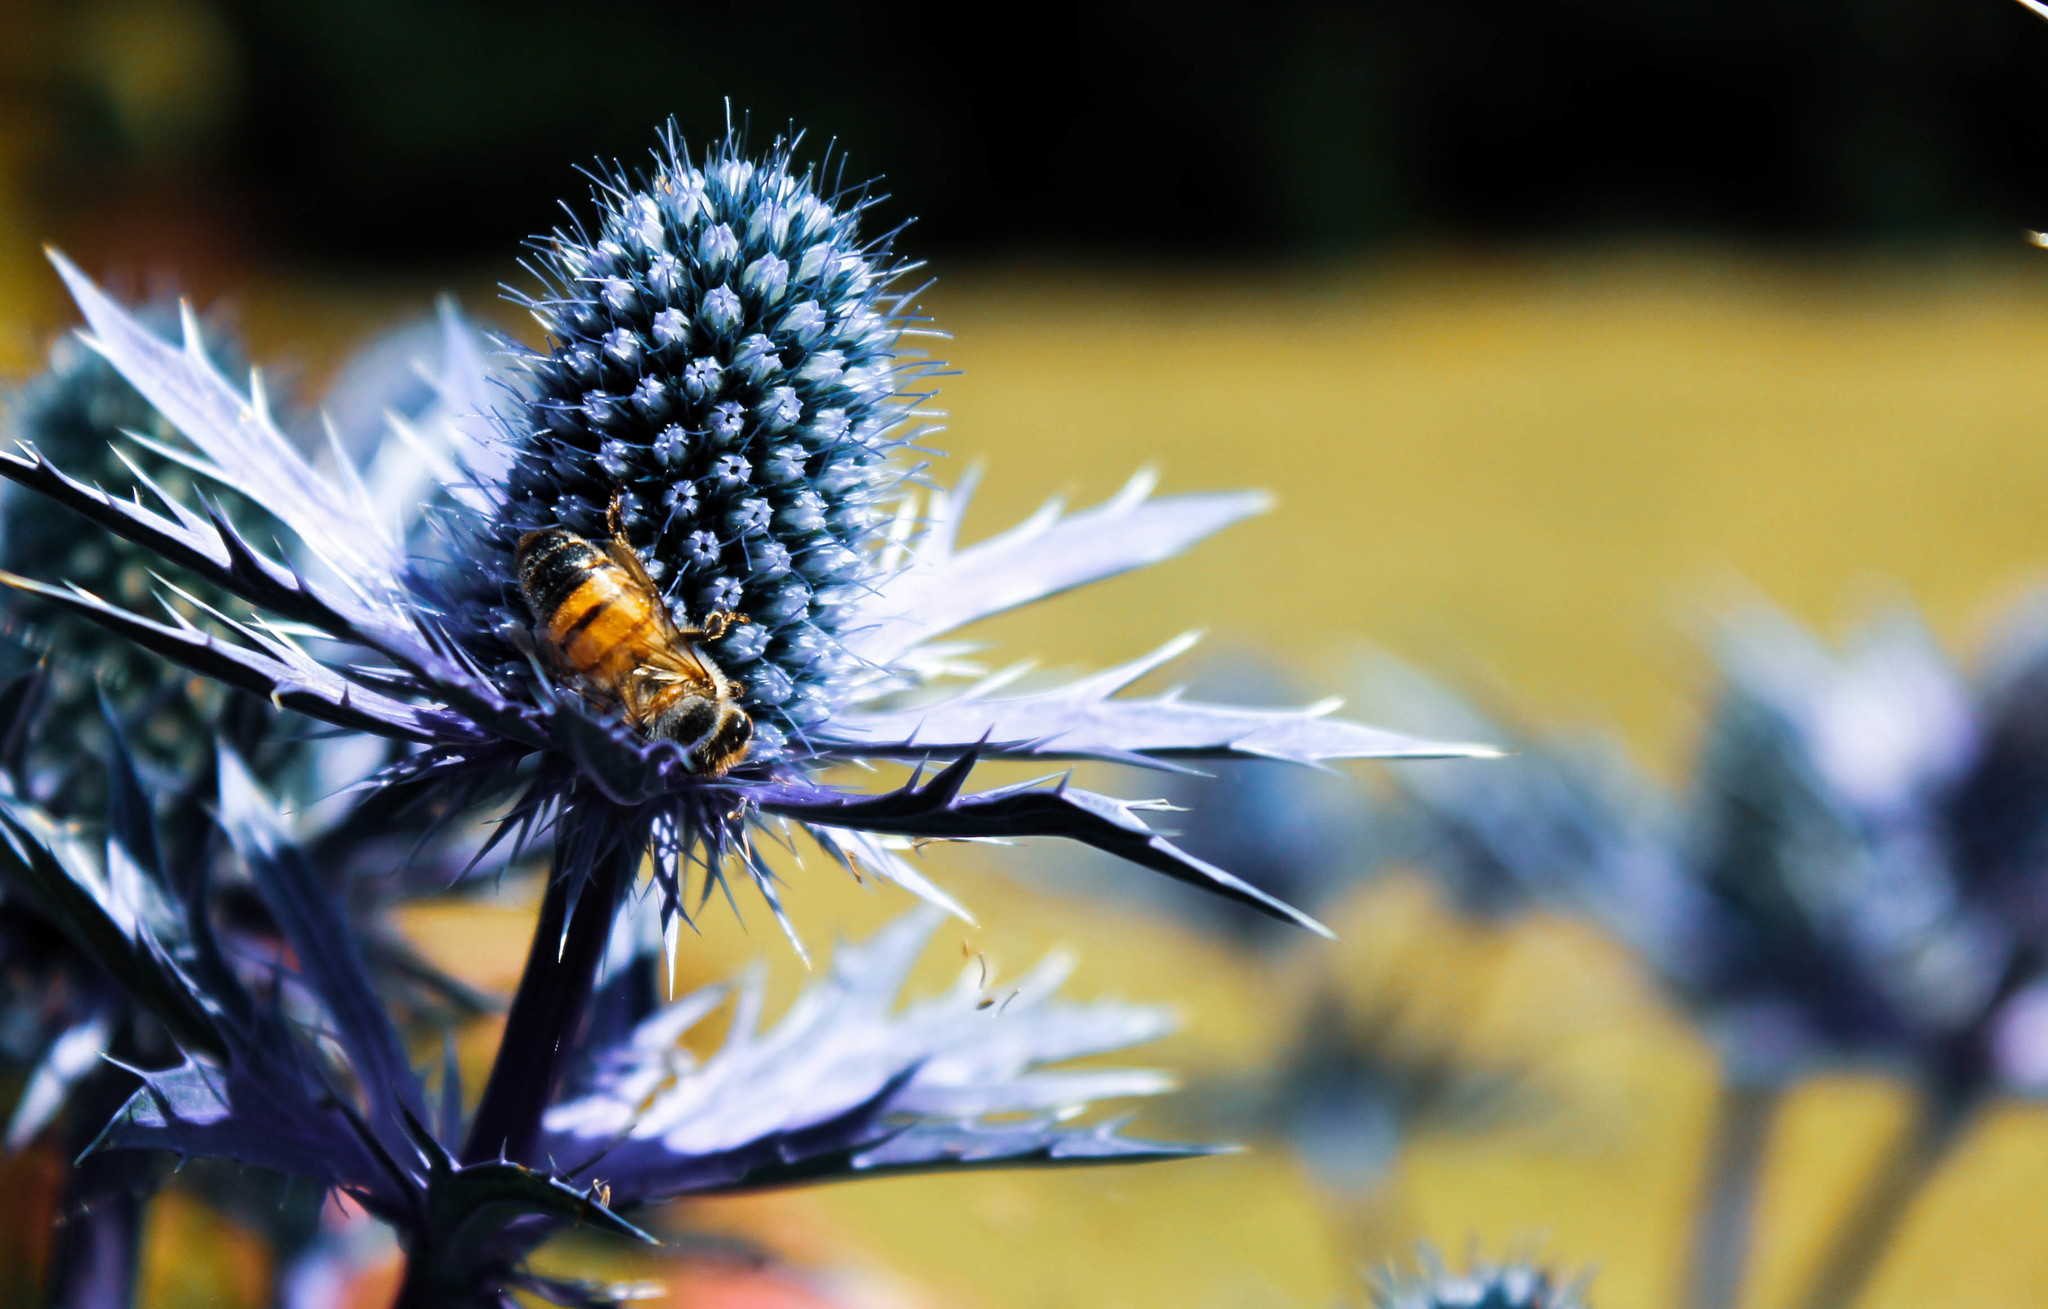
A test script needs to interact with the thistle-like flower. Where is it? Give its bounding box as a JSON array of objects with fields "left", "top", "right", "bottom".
[
  {"left": 7, "top": 127, "right": 1471, "bottom": 948},
  {"left": 0, "top": 316, "right": 257, "bottom": 790},
  {"left": 470, "top": 137, "right": 921, "bottom": 765},
  {"left": 0, "top": 121, "right": 1485, "bottom": 1305},
  {"left": 1375, "top": 607, "right": 2048, "bottom": 1309},
  {"left": 1370, "top": 1253, "right": 1590, "bottom": 1309},
  {"left": 1378, "top": 612, "right": 2045, "bottom": 1084},
  {"left": 0, "top": 312, "right": 510, "bottom": 1309},
  {"left": 0, "top": 325, "right": 274, "bottom": 1309}
]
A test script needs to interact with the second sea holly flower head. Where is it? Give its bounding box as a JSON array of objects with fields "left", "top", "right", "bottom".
[{"left": 3, "top": 123, "right": 1480, "bottom": 956}]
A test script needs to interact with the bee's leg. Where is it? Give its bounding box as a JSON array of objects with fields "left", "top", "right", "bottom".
[
  {"left": 498, "top": 617, "right": 541, "bottom": 661},
  {"left": 700, "top": 611, "right": 748, "bottom": 642},
  {"left": 607, "top": 489, "right": 627, "bottom": 544},
  {"left": 616, "top": 669, "right": 654, "bottom": 733}
]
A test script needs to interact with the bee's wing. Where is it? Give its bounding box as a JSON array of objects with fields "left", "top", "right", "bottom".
[
  {"left": 603, "top": 535, "right": 666, "bottom": 607},
  {"left": 602, "top": 532, "right": 725, "bottom": 693},
  {"left": 605, "top": 534, "right": 703, "bottom": 638},
  {"left": 634, "top": 639, "right": 720, "bottom": 694}
]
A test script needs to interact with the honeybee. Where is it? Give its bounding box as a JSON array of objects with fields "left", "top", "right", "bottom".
[{"left": 516, "top": 501, "right": 753, "bottom": 775}]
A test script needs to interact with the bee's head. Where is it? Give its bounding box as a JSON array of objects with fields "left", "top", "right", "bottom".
[{"left": 649, "top": 696, "right": 753, "bottom": 776}]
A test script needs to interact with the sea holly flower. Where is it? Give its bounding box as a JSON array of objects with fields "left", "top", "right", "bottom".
[
  {"left": 1369, "top": 1253, "right": 1591, "bottom": 1309},
  {"left": 0, "top": 322, "right": 270, "bottom": 1309},
  {"left": 0, "top": 309, "right": 263, "bottom": 795},
  {"left": 1379, "top": 614, "right": 2030, "bottom": 1078},
  {"left": 0, "top": 300, "right": 506, "bottom": 1055},
  {"left": 0, "top": 293, "right": 498, "bottom": 815},
  {"left": 7, "top": 132, "right": 1472, "bottom": 923},
  {"left": 1377, "top": 607, "right": 2048, "bottom": 1309},
  {"left": 0, "top": 124, "right": 1479, "bottom": 1181}
]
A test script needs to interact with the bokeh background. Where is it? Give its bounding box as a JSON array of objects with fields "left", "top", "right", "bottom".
[{"left": 11, "top": 1, "right": 2048, "bottom": 1306}]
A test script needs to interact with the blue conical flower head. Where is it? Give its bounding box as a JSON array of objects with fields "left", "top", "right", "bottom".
[
  {"left": 1373, "top": 1256, "right": 1590, "bottom": 1309},
  {"left": 481, "top": 127, "right": 934, "bottom": 760}
]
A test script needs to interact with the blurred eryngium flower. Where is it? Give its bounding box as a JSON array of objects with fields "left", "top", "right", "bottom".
[
  {"left": 0, "top": 317, "right": 255, "bottom": 785},
  {"left": 1680, "top": 610, "right": 2007, "bottom": 1084},
  {"left": 1374, "top": 606, "right": 2048, "bottom": 1309},
  {"left": 1362, "top": 613, "right": 2032, "bottom": 1087},
  {"left": 1371, "top": 1253, "right": 1590, "bottom": 1309}
]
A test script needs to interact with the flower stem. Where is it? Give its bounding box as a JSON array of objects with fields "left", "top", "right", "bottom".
[
  {"left": 44, "top": 1188, "right": 142, "bottom": 1309},
  {"left": 44, "top": 1158, "right": 145, "bottom": 1309},
  {"left": 1788, "top": 1086, "right": 1975, "bottom": 1309},
  {"left": 459, "top": 834, "right": 634, "bottom": 1168},
  {"left": 46, "top": 1032, "right": 153, "bottom": 1309},
  {"left": 1679, "top": 1079, "right": 1781, "bottom": 1309}
]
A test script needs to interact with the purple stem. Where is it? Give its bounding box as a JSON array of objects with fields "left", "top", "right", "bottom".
[{"left": 458, "top": 835, "right": 633, "bottom": 1168}]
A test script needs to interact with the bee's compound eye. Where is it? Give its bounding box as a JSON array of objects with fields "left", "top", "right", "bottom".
[{"left": 728, "top": 710, "right": 753, "bottom": 745}]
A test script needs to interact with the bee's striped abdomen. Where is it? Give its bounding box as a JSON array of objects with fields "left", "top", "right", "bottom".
[
  {"left": 515, "top": 525, "right": 750, "bottom": 772},
  {"left": 517, "top": 529, "right": 661, "bottom": 690},
  {"left": 518, "top": 530, "right": 603, "bottom": 620}
]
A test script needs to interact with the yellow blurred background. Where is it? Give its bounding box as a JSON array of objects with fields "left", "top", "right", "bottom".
[
  {"left": 12, "top": 3, "right": 2048, "bottom": 1305},
  {"left": 1, "top": 245, "right": 2045, "bottom": 1309}
]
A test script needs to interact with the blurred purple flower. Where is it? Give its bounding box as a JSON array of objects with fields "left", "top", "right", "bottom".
[
  {"left": 1370, "top": 1252, "right": 1590, "bottom": 1309},
  {"left": 1372, "top": 604, "right": 2048, "bottom": 1309}
]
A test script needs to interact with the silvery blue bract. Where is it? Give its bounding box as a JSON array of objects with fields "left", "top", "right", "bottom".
[{"left": 47, "top": 750, "right": 1206, "bottom": 1305}]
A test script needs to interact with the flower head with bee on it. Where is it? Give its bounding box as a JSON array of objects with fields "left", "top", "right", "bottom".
[
  {"left": 0, "top": 120, "right": 1490, "bottom": 1301},
  {"left": 10, "top": 121, "right": 1482, "bottom": 945}
]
